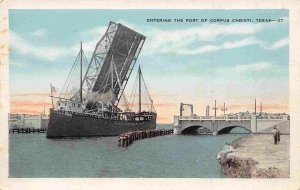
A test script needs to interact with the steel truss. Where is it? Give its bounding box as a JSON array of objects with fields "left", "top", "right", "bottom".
[{"left": 81, "top": 22, "right": 146, "bottom": 107}]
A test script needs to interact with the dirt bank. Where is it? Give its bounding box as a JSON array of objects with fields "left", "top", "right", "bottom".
[{"left": 218, "top": 134, "right": 289, "bottom": 178}]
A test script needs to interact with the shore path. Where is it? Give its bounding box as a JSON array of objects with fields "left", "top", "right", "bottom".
[{"left": 232, "top": 134, "right": 290, "bottom": 177}]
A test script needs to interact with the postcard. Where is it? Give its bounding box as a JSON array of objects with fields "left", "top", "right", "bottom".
[{"left": 0, "top": 1, "right": 300, "bottom": 190}]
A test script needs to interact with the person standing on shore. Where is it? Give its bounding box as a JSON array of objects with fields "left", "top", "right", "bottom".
[
  {"left": 272, "top": 126, "right": 278, "bottom": 145},
  {"left": 277, "top": 128, "right": 280, "bottom": 143}
]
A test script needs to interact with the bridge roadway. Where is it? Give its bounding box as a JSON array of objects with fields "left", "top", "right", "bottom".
[{"left": 173, "top": 115, "right": 289, "bottom": 135}]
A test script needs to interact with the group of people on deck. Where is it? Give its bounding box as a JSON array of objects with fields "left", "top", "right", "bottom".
[{"left": 272, "top": 126, "right": 281, "bottom": 145}]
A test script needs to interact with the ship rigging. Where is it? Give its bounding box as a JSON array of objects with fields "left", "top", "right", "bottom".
[
  {"left": 47, "top": 22, "right": 156, "bottom": 138},
  {"left": 51, "top": 44, "right": 155, "bottom": 116}
]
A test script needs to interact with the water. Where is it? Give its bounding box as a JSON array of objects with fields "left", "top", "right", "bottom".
[{"left": 9, "top": 125, "right": 248, "bottom": 178}]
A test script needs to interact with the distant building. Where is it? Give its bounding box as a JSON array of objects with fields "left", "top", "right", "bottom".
[
  {"left": 9, "top": 113, "right": 49, "bottom": 129},
  {"left": 225, "top": 112, "right": 289, "bottom": 120}
]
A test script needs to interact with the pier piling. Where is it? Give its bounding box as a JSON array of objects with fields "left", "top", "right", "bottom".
[
  {"left": 9, "top": 128, "right": 47, "bottom": 134},
  {"left": 118, "top": 129, "right": 173, "bottom": 148}
]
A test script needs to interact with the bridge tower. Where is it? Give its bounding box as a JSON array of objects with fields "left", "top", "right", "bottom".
[{"left": 180, "top": 102, "right": 193, "bottom": 116}]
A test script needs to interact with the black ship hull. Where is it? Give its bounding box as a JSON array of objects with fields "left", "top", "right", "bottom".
[{"left": 46, "top": 109, "right": 156, "bottom": 138}]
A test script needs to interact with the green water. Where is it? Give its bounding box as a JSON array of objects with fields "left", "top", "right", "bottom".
[{"left": 9, "top": 125, "right": 248, "bottom": 178}]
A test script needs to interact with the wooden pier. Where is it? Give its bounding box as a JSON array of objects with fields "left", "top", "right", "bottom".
[
  {"left": 118, "top": 129, "right": 173, "bottom": 147},
  {"left": 9, "top": 128, "right": 47, "bottom": 134}
]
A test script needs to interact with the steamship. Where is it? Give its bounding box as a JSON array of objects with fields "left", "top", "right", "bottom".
[{"left": 46, "top": 22, "right": 157, "bottom": 138}]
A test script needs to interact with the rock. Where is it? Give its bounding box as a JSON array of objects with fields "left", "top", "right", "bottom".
[
  {"left": 220, "top": 156, "right": 257, "bottom": 178},
  {"left": 217, "top": 134, "right": 289, "bottom": 178}
]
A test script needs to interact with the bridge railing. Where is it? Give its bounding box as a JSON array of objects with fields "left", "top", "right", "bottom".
[
  {"left": 239, "top": 116, "right": 252, "bottom": 119},
  {"left": 226, "top": 116, "right": 239, "bottom": 119},
  {"left": 257, "top": 116, "right": 284, "bottom": 120},
  {"left": 178, "top": 115, "right": 286, "bottom": 121},
  {"left": 178, "top": 116, "right": 202, "bottom": 120},
  {"left": 178, "top": 116, "right": 251, "bottom": 121}
]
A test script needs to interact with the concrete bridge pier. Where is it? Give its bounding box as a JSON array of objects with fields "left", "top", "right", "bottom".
[
  {"left": 251, "top": 115, "right": 257, "bottom": 133},
  {"left": 212, "top": 122, "right": 218, "bottom": 136},
  {"left": 173, "top": 116, "right": 182, "bottom": 135}
]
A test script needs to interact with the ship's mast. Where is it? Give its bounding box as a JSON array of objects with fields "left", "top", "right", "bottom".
[
  {"left": 111, "top": 57, "right": 114, "bottom": 91},
  {"left": 138, "top": 66, "right": 141, "bottom": 113},
  {"left": 80, "top": 41, "right": 83, "bottom": 103}
]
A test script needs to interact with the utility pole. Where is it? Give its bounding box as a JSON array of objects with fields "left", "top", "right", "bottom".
[
  {"left": 260, "top": 101, "right": 262, "bottom": 114},
  {"left": 43, "top": 104, "right": 45, "bottom": 115},
  {"left": 212, "top": 100, "right": 218, "bottom": 117},
  {"left": 206, "top": 105, "right": 210, "bottom": 116},
  {"left": 254, "top": 99, "right": 257, "bottom": 115},
  {"left": 221, "top": 102, "right": 228, "bottom": 116}
]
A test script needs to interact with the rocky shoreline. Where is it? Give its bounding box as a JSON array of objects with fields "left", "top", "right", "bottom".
[{"left": 217, "top": 134, "right": 290, "bottom": 178}]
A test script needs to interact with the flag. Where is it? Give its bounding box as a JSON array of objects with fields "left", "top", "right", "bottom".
[{"left": 50, "top": 83, "right": 57, "bottom": 93}]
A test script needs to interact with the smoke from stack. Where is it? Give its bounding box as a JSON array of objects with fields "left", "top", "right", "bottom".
[{"left": 85, "top": 88, "right": 116, "bottom": 109}]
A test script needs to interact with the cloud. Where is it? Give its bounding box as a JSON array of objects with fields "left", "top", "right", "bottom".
[
  {"left": 261, "top": 103, "right": 288, "bottom": 110},
  {"left": 78, "top": 26, "right": 108, "bottom": 55},
  {"left": 83, "top": 26, "right": 107, "bottom": 38},
  {"left": 173, "top": 36, "right": 288, "bottom": 56},
  {"left": 10, "top": 99, "right": 52, "bottom": 115},
  {"left": 10, "top": 92, "right": 49, "bottom": 97},
  {"left": 265, "top": 37, "right": 288, "bottom": 50},
  {"left": 115, "top": 20, "right": 288, "bottom": 56},
  {"left": 10, "top": 31, "right": 75, "bottom": 61},
  {"left": 10, "top": 26, "right": 108, "bottom": 62},
  {"left": 11, "top": 100, "right": 52, "bottom": 107},
  {"left": 154, "top": 103, "right": 176, "bottom": 108},
  {"left": 10, "top": 21, "right": 288, "bottom": 62},
  {"left": 227, "top": 103, "right": 288, "bottom": 112},
  {"left": 175, "top": 37, "right": 260, "bottom": 55},
  {"left": 142, "top": 23, "right": 263, "bottom": 55},
  {"left": 227, "top": 104, "right": 244, "bottom": 110},
  {"left": 31, "top": 29, "right": 48, "bottom": 37},
  {"left": 222, "top": 37, "right": 261, "bottom": 49},
  {"left": 233, "top": 61, "right": 273, "bottom": 73},
  {"left": 10, "top": 60, "right": 25, "bottom": 68},
  {"left": 76, "top": 20, "right": 264, "bottom": 57}
]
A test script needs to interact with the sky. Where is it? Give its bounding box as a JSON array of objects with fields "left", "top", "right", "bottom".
[{"left": 9, "top": 9, "right": 289, "bottom": 123}]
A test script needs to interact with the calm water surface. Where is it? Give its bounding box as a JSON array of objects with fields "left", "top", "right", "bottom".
[{"left": 9, "top": 125, "right": 248, "bottom": 178}]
